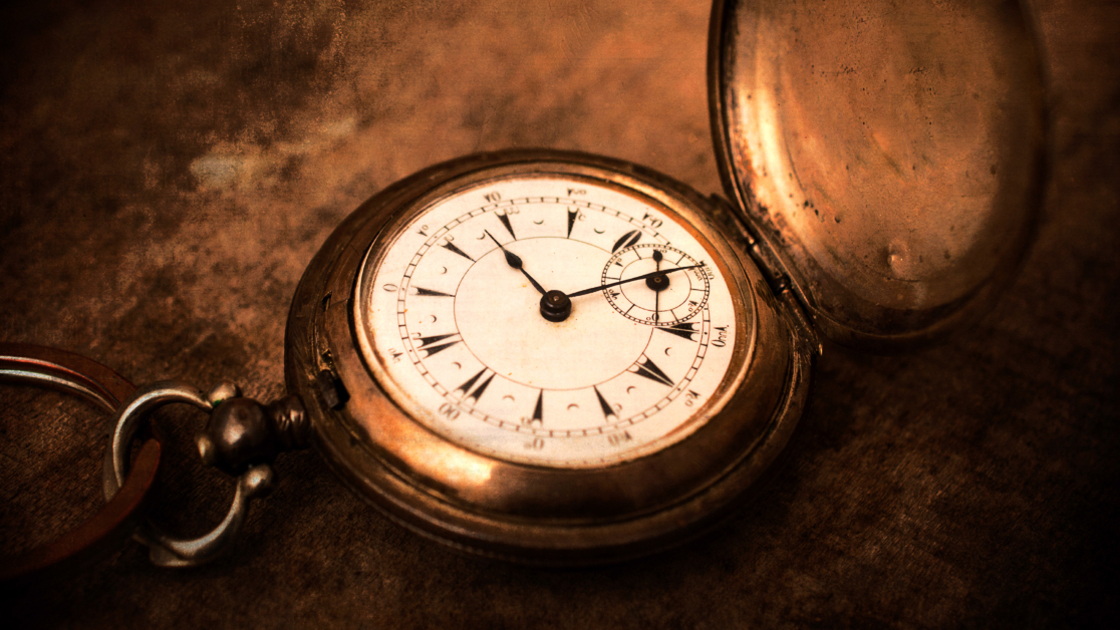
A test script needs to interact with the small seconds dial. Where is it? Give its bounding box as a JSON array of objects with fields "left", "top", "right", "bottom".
[
  {"left": 602, "top": 243, "right": 710, "bottom": 326},
  {"left": 356, "top": 174, "right": 740, "bottom": 468}
]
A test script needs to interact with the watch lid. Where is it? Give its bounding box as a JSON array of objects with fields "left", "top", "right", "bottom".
[{"left": 709, "top": 0, "right": 1047, "bottom": 349}]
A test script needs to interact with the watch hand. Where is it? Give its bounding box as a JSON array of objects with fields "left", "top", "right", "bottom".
[
  {"left": 653, "top": 250, "right": 663, "bottom": 323},
  {"left": 566, "top": 262, "right": 704, "bottom": 299},
  {"left": 485, "top": 230, "right": 547, "bottom": 295}
]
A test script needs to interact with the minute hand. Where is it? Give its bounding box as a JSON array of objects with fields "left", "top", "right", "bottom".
[{"left": 566, "top": 263, "right": 705, "bottom": 299}]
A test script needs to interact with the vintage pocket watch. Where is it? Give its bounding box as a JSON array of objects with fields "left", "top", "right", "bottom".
[
  {"left": 278, "top": 0, "right": 1045, "bottom": 565},
  {"left": 3, "top": 0, "right": 1048, "bottom": 572}
]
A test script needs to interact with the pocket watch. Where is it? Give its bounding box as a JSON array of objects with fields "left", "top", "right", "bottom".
[
  {"left": 284, "top": 151, "right": 809, "bottom": 565},
  {"left": 278, "top": 0, "right": 1045, "bottom": 565},
  {"left": 2, "top": 0, "right": 1048, "bottom": 573}
]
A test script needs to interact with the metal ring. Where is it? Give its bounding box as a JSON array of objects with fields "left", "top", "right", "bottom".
[
  {"left": 0, "top": 343, "right": 162, "bottom": 587},
  {"left": 104, "top": 381, "right": 275, "bottom": 567}
]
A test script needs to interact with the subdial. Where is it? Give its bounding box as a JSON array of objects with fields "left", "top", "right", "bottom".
[{"left": 602, "top": 244, "right": 710, "bottom": 326}]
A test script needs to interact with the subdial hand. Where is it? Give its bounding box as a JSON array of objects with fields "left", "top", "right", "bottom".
[
  {"left": 566, "top": 262, "right": 705, "bottom": 299},
  {"left": 484, "top": 230, "right": 547, "bottom": 295}
]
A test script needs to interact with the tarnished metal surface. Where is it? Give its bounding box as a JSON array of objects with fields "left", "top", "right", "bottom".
[{"left": 712, "top": 0, "right": 1047, "bottom": 346}]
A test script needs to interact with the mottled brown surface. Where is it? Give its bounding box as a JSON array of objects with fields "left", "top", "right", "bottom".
[{"left": 1, "top": 0, "right": 1117, "bottom": 627}]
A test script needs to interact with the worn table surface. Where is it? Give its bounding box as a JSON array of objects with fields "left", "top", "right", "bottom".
[{"left": 1, "top": 0, "right": 1117, "bottom": 627}]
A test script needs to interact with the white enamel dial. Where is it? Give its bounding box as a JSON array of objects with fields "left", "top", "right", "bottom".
[{"left": 354, "top": 174, "right": 741, "bottom": 468}]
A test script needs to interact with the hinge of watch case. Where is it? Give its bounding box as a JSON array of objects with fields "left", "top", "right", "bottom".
[
  {"left": 317, "top": 351, "right": 349, "bottom": 409},
  {"left": 708, "top": 194, "right": 791, "bottom": 295},
  {"left": 708, "top": 194, "right": 822, "bottom": 356}
]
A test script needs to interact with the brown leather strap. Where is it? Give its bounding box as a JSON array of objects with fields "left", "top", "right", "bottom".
[{"left": 0, "top": 344, "right": 162, "bottom": 588}]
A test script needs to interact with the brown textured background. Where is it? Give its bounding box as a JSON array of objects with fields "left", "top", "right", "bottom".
[{"left": 1, "top": 0, "right": 1117, "bottom": 627}]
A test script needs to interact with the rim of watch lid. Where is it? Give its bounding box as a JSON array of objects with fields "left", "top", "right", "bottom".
[{"left": 708, "top": 0, "right": 1049, "bottom": 350}]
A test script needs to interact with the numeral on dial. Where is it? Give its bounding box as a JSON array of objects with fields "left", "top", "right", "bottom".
[
  {"left": 630, "top": 355, "right": 674, "bottom": 387},
  {"left": 456, "top": 367, "right": 496, "bottom": 404},
  {"left": 594, "top": 386, "right": 617, "bottom": 420},
  {"left": 532, "top": 390, "right": 544, "bottom": 424},
  {"left": 413, "top": 286, "right": 454, "bottom": 297},
  {"left": 496, "top": 212, "right": 517, "bottom": 239},
  {"left": 441, "top": 241, "right": 474, "bottom": 261},
  {"left": 612, "top": 230, "right": 641, "bottom": 252},
  {"left": 658, "top": 322, "right": 699, "bottom": 341},
  {"left": 607, "top": 431, "right": 633, "bottom": 447},
  {"left": 414, "top": 332, "right": 462, "bottom": 357}
]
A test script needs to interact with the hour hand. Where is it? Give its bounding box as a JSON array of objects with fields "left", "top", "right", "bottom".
[{"left": 485, "top": 230, "right": 547, "bottom": 295}]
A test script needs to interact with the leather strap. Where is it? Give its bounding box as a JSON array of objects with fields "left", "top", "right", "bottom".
[{"left": 0, "top": 344, "right": 162, "bottom": 588}]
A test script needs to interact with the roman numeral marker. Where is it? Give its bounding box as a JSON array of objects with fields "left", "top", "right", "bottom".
[
  {"left": 456, "top": 367, "right": 495, "bottom": 404},
  {"left": 658, "top": 322, "right": 699, "bottom": 341},
  {"left": 612, "top": 229, "right": 641, "bottom": 252},
  {"left": 630, "top": 355, "right": 674, "bottom": 386},
  {"left": 413, "top": 287, "right": 454, "bottom": 297},
  {"left": 594, "top": 386, "right": 616, "bottom": 420},
  {"left": 414, "top": 332, "right": 462, "bottom": 357},
  {"left": 441, "top": 241, "right": 474, "bottom": 261},
  {"left": 532, "top": 390, "right": 544, "bottom": 424},
  {"left": 496, "top": 212, "right": 517, "bottom": 239}
]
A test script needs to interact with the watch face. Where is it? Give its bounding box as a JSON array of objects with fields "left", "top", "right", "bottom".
[{"left": 354, "top": 172, "right": 743, "bottom": 468}]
